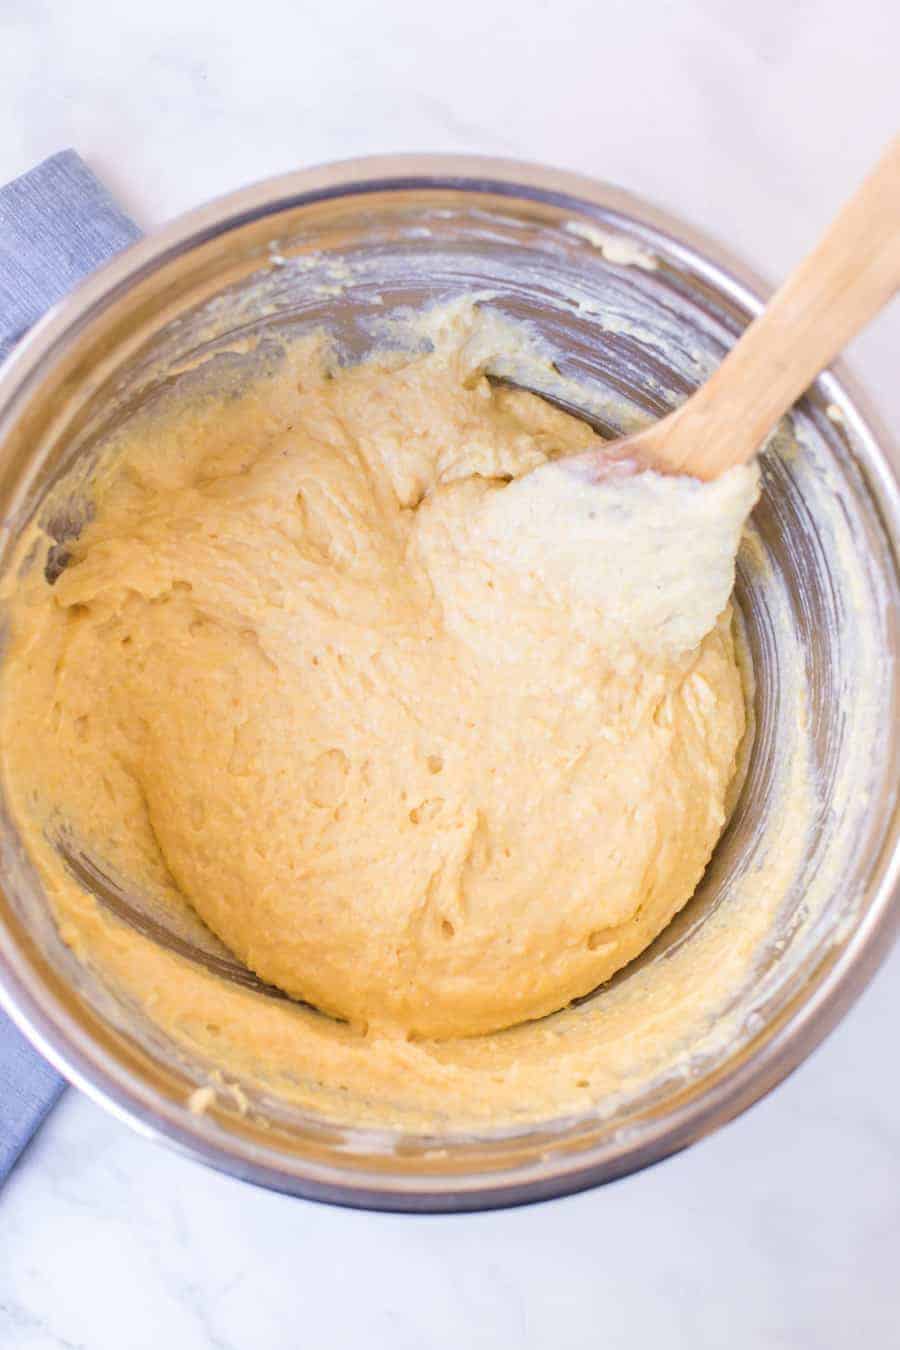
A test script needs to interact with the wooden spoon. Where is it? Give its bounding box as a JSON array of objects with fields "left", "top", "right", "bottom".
[{"left": 573, "top": 135, "right": 900, "bottom": 482}]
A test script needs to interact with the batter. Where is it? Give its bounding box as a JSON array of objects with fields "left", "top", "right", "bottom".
[{"left": 1, "top": 303, "right": 757, "bottom": 1050}]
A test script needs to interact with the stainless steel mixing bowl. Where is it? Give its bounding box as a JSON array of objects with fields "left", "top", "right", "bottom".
[{"left": 0, "top": 155, "right": 897, "bottom": 1211}]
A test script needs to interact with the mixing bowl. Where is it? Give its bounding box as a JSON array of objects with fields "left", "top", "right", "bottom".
[{"left": 0, "top": 155, "right": 897, "bottom": 1212}]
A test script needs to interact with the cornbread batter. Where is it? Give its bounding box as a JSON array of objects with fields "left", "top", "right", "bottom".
[{"left": 1, "top": 304, "right": 757, "bottom": 1047}]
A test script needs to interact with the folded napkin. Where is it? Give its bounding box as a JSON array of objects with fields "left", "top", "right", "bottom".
[{"left": 0, "top": 150, "right": 140, "bottom": 1184}]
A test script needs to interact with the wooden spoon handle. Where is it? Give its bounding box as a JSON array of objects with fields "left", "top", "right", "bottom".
[{"left": 642, "top": 135, "right": 900, "bottom": 480}]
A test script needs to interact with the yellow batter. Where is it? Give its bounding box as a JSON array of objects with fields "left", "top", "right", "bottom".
[{"left": 1, "top": 303, "right": 757, "bottom": 1050}]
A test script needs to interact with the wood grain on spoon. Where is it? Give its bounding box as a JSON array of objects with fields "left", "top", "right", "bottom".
[{"left": 576, "top": 134, "right": 900, "bottom": 482}]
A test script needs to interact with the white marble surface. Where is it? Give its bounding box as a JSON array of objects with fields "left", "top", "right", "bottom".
[{"left": 1, "top": 1, "right": 898, "bottom": 1346}]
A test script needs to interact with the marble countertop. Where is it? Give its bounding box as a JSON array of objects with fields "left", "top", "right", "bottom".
[{"left": 2, "top": 1, "right": 898, "bottom": 1346}]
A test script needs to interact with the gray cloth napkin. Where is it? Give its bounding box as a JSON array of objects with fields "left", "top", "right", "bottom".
[{"left": 0, "top": 150, "right": 140, "bottom": 1184}]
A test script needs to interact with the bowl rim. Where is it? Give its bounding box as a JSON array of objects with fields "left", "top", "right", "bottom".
[{"left": 0, "top": 152, "right": 898, "bottom": 1213}]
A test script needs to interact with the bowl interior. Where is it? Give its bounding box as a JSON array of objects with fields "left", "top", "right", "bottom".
[{"left": 0, "top": 170, "right": 897, "bottom": 1210}]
